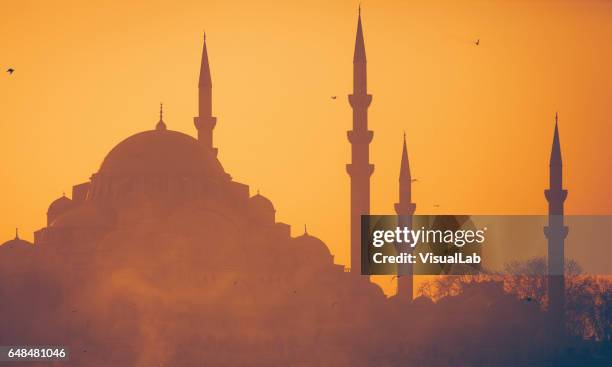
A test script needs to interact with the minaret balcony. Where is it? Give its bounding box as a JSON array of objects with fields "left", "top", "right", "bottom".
[
  {"left": 347, "top": 130, "right": 374, "bottom": 144},
  {"left": 346, "top": 163, "right": 374, "bottom": 177},
  {"left": 394, "top": 202, "right": 416, "bottom": 215},
  {"left": 544, "top": 189, "right": 568, "bottom": 202},
  {"left": 544, "top": 225, "right": 569, "bottom": 240},
  {"left": 348, "top": 94, "right": 372, "bottom": 108},
  {"left": 194, "top": 116, "right": 217, "bottom": 130}
]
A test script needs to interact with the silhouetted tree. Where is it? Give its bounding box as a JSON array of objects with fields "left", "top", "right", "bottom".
[{"left": 418, "top": 257, "right": 611, "bottom": 341}]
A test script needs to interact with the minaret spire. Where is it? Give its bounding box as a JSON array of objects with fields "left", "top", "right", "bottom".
[
  {"left": 550, "top": 112, "right": 562, "bottom": 168},
  {"left": 194, "top": 32, "right": 217, "bottom": 154},
  {"left": 394, "top": 133, "right": 416, "bottom": 300},
  {"left": 399, "top": 133, "right": 412, "bottom": 193},
  {"left": 347, "top": 8, "right": 374, "bottom": 273},
  {"left": 353, "top": 8, "right": 367, "bottom": 86},
  {"left": 544, "top": 113, "right": 568, "bottom": 338}
]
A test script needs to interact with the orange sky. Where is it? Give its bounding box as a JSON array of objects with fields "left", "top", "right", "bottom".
[{"left": 1, "top": 0, "right": 611, "bottom": 283}]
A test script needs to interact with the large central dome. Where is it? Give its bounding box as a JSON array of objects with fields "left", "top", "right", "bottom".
[
  {"left": 99, "top": 129, "right": 226, "bottom": 177},
  {"left": 87, "top": 128, "right": 231, "bottom": 204}
]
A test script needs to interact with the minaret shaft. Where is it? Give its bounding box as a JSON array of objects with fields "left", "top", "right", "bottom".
[
  {"left": 347, "top": 11, "right": 373, "bottom": 273},
  {"left": 395, "top": 136, "right": 416, "bottom": 299},
  {"left": 544, "top": 114, "right": 568, "bottom": 337},
  {"left": 199, "top": 85, "right": 212, "bottom": 122},
  {"left": 353, "top": 63, "right": 367, "bottom": 95}
]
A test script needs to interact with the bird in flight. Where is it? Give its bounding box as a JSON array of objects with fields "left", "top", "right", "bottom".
[
  {"left": 433, "top": 204, "right": 440, "bottom": 208},
  {"left": 331, "top": 96, "right": 337, "bottom": 100},
  {"left": 7, "top": 68, "right": 15, "bottom": 75},
  {"left": 411, "top": 178, "right": 418, "bottom": 183},
  {"left": 474, "top": 39, "right": 480, "bottom": 46}
]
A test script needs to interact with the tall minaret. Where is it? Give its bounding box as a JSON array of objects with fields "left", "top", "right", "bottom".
[
  {"left": 347, "top": 7, "right": 374, "bottom": 273},
  {"left": 194, "top": 33, "right": 217, "bottom": 154},
  {"left": 394, "top": 133, "right": 416, "bottom": 299},
  {"left": 544, "top": 113, "right": 568, "bottom": 336}
]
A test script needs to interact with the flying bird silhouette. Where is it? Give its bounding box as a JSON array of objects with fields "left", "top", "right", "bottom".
[
  {"left": 433, "top": 204, "right": 440, "bottom": 208},
  {"left": 411, "top": 178, "right": 418, "bottom": 183},
  {"left": 474, "top": 39, "right": 480, "bottom": 46},
  {"left": 7, "top": 68, "right": 15, "bottom": 74},
  {"left": 331, "top": 96, "right": 337, "bottom": 100}
]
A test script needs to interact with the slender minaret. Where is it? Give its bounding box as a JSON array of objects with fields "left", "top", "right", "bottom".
[
  {"left": 347, "top": 7, "right": 374, "bottom": 273},
  {"left": 544, "top": 113, "right": 568, "bottom": 337},
  {"left": 394, "top": 133, "right": 416, "bottom": 299},
  {"left": 194, "top": 33, "right": 218, "bottom": 154}
]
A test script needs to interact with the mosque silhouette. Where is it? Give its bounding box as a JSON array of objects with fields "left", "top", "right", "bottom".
[
  {"left": 32, "top": 33, "right": 293, "bottom": 251},
  {"left": 0, "top": 10, "right": 584, "bottom": 367},
  {"left": 0, "top": 31, "right": 342, "bottom": 267},
  {"left": 1, "top": 10, "right": 565, "bottom": 306}
]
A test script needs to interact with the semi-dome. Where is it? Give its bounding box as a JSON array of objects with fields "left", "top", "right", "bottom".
[{"left": 98, "top": 129, "right": 227, "bottom": 178}]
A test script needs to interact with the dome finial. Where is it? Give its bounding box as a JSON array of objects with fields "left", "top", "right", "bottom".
[
  {"left": 156, "top": 102, "right": 167, "bottom": 130},
  {"left": 304, "top": 224, "right": 308, "bottom": 235},
  {"left": 15, "top": 227, "right": 19, "bottom": 240}
]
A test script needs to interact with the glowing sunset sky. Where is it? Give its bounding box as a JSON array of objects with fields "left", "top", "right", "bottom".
[{"left": 1, "top": 0, "right": 611, "bottom": 275}]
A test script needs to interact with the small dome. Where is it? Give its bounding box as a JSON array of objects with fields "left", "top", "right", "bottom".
[
  {"left": 293, "top": 230, "right": 332, "bottom": 262},
  {"left": 48, "top": 195, "right": 72, "bottom": 215},
  {"left": 1, "top": 229, "right": 34, "bottom": 249},
  {"left": 249, "top": 193, "right": 275, "bottom": 213}
]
